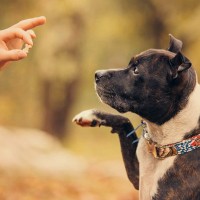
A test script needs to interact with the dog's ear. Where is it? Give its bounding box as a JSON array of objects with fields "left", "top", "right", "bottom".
[
  {"left": 168, "top": 34, "right": 183, "bottom": 53},
  {"left": 169, "top": 52, "right": 191, "bottom": 79}
]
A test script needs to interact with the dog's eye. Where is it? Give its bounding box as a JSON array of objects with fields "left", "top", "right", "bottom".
[
  {"left": 133, "top": 67, "right": 139, "bottom": 74},
  {"left": 132, "top": 60, "right": 139, "bottom": 74}
]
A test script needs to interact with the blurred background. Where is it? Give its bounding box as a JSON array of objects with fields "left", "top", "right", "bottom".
[{"left": 0, "top": 0, "right": 200, "bottom": 199}]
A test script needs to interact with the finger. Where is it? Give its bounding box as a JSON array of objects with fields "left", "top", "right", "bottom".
[
  {"left": 12, "top": 16, "right": 46, "bottom": 31},
  {"left": 0, "top": 49, "right": 27, "bottom": 62},
  {"left": 27, "top": 29, "right": 36, "bottom": 39},
  {"left": 0, "top": 28, "right": 33, "bottom": 46}
]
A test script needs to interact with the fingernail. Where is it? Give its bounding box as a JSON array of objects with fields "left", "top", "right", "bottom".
[
  {"left": 29, "top": 39, "right": 33, "bottom": 46},
  {"left": 39, "top": 16, "right": 46, "bottom": 23},
  {"left": 40, "top": 16, "right": 46, "bottom": 19},
  {"left": 31, "top": 31, "right": 36, "bottom": 37}
]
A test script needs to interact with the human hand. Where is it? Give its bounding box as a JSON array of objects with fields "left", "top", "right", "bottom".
[{"left": 0, "top": 16, "right": 46, "bottom": 69}]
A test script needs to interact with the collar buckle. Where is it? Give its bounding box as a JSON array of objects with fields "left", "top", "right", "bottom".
[
  {"left": 146, "top": 139, "right": 178, "bottom": 159},
  {"left": 143, "top": 130, "right": 178, "bottom": 159},
  {"left": 143, "top": 131, "right": 161, "bottom": 159},
  {"left": 145, "top": 139, "right": 161, "bottom": 159}
]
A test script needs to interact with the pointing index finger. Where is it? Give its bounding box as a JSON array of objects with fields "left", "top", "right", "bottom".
[{"left": 12, "top": 16, "right": 46, "bottom": 31}]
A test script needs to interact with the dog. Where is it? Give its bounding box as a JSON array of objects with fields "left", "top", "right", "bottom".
[{"left": 73, "top": 34, "right": 200, "bottom": 200}]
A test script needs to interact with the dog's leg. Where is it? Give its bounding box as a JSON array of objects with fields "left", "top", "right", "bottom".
[{"left": 73, "top": 109, "right": 139, "bottom": 189}]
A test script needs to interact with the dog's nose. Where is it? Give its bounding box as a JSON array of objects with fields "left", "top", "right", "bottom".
[
  {"left": 95, "top": 71, "right": 101, "bottom": 83},
  {"left": 95, "top": 70, "right": 108, "bottom": 83}
]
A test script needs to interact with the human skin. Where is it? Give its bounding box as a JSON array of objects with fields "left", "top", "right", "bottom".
[{"left": 0, "top": 16, "right": 46, "bottom": 69}]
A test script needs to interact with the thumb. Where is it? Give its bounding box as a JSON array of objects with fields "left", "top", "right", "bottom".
[{"left": 0, "top": 49, "right": 27, "bottom": 62}]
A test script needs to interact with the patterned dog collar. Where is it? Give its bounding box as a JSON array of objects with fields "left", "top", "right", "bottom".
[{"left": 143, "top": 128, "right": 200, "bottom": 160}]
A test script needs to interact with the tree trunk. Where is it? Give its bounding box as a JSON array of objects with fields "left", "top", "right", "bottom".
[{"left": 41, "top": 12, "right": 84, "bottom": 139}]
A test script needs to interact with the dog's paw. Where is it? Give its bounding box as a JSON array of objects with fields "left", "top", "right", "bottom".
[{"left": 72, "top": 110, "right": 105, "bottom": 127}]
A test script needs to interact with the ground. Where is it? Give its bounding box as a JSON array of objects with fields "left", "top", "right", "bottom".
[{"left": 0, "top": 126, "right": 138, "bottom": 200}]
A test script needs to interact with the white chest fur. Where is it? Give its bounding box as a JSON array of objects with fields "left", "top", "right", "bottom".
[{"left": 137, "top": 138, "right": 176, "bottom": 200}]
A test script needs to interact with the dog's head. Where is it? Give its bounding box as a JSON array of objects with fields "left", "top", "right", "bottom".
[{"left": 95, "top": 35, "right": 196, "bottom": 124}]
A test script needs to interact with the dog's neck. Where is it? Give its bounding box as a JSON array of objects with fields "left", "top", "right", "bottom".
[{"left": 144, "top": 82, "right": 200, "bottom": 146}]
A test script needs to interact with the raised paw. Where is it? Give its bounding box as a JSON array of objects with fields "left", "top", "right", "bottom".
[{"left": 72, "top": 110, "right": 105, "bottom": 127}]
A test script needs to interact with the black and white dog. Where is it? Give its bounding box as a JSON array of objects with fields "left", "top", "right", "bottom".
[{"left": 73, "top": 35, "right": 200, "bottom": 200}]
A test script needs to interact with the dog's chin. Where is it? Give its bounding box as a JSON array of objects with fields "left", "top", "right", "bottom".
[
  {"left": 95, "top": 87, "right": 130, "bottom": 113},
  {"left": 101, "top": 97, "right": 128, "bottom": 113}
]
